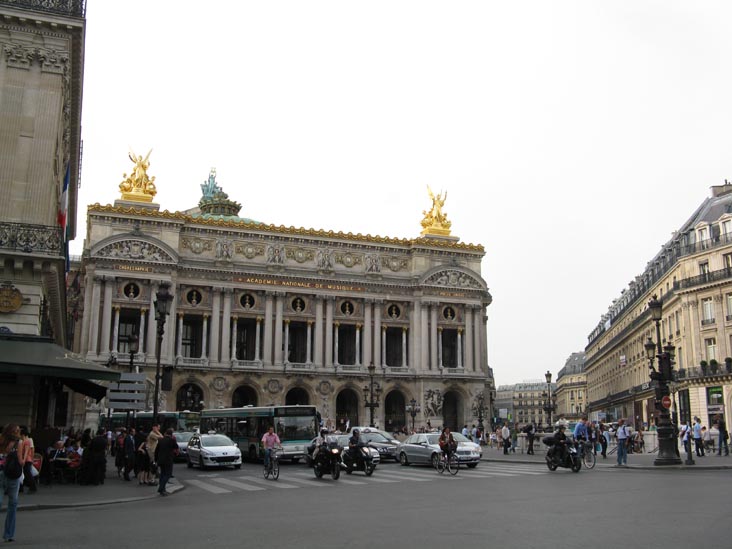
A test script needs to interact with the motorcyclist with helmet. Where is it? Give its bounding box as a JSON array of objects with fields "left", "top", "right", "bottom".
[
  {"left": 348, "top": 429, "right": 364, "bottom": 467},
  {"left": 548, "top": 424, "right": 569, "bottom": 463}
]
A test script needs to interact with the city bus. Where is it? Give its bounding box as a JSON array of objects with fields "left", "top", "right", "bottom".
[
  {"left": 101, "top": 411, "right": 200, "bottom": 434},
  {"left": 200, "top": 405, "right": 319, "bottom": 463}
]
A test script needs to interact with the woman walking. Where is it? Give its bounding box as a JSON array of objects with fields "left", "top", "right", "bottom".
[{"left": 0, "top": 424, "right": 23, "bottom": 542}]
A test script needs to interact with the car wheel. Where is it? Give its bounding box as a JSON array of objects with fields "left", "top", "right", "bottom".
[
  {"left": 187, "top": 457, "right": 193, "bottom": 469},
  {"left": 467, "top": 463, "right": 477, "bottom": 469},
  {"left": 399, "top": 452, "right": 409, "bottom": 466}
]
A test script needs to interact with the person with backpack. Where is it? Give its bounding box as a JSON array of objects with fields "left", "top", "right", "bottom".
[{"left": 0, "top": 424, "right": 24, "bottom": 542}]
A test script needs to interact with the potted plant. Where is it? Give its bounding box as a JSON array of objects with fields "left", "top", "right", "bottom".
[
  {"left": 726, "top": 357, "right": 732, "bottom": 374},
  {"left": 700, "top": 360, "right": 708, "bottom": 376},
  {"left": 710, "top": 359, "right": 719, "bottom": 375}
]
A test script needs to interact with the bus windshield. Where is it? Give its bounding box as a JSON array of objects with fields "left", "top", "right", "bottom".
[{"left": 276, "top": 415, "right": 317, "bottom": 441}]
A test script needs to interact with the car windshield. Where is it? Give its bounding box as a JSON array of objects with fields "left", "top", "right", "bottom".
[
  {"left": 174, "top": 432, "right": 194, "bottom": 443},
  {"left": 426, "top": 434, "right": 440, "bottom": 445},
  {"left": 201, "top": 435, "right": 235, "bottom": 447},
  {"left": 361, "top": 432, "right": 389, "bottom": 443},
  {"left": 452, "top": 433, "right": 471, "bottom": 443}
]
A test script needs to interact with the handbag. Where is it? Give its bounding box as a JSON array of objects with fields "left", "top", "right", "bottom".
[{"left": 30, "top": 464, "right": 39, "bottom": 478}]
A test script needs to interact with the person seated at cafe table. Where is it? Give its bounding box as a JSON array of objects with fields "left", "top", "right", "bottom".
[{"left": 46, "top": 440, "right": 69, "bottom": 483}]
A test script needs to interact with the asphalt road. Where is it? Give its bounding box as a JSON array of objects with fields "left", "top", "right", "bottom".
[{"left": 11, "top": 459, "right": 729, "bottom": 549}]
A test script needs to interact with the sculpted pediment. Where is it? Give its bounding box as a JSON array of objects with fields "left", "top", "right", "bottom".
[
  {"left": 422, "top": 268, "right": 484, "bottom": 290},
  {"left": 93, "top": 238, "right": 175, "bottom": 263}
]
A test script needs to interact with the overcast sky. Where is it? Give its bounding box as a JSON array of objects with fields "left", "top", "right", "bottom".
[{"left": 75, "top": 1, "right": 732, "bottom": 386}]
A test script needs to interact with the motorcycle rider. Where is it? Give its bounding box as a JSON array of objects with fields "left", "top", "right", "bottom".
[
  {"left": 548, "top": 424, "right": 569, "bottom": 463},
  {"left": 348, "top": 429, "right": 364, "bottom": 467},
  {"left": 312, "top": 429, "right": 329, "bottom": 464}
]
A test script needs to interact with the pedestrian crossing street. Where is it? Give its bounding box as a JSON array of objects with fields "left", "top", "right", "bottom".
[{"left": 180, "top": 463, "right": 548, "bottom": 495}]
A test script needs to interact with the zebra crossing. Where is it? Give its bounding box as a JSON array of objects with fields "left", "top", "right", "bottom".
[{"left": 179, "top": 463, "right": 548, "bottom": 495}]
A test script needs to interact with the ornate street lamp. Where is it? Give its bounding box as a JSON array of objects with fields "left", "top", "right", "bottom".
[
  {"left": 152, "top": 282, "right": 173, "bottom": 423},
  {"left": 362, "top": 362, "right": 381, "bottom": 427},
  {"left": 543, "top": 371, "right": 556, "bottom": 431},
  {"left": 125, "top": 333, "right": 139, "bottom": 429},
  {"left": 405, "top": 398, "right": 421, "bottom": 433},
  {"left": 474, "top": 392, "right": 486, "bottom": 439},
  {"left": 645, "top": 295, "right": 683, "bottom": 466}
]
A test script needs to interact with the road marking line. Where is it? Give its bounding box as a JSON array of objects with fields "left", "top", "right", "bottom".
[
  {"left": 236, "top": 476, "right": 299, "bottom": 489},
  {"left": 332, "top": 478, "right": 368, "bottom": 485},
  {"left": 184, "top": 479, "right": 232, "bottom": 494},
  {"left": 280, "top": 476, "right": 334, "bottom": 487},
  {"left": 376, "top": 470, "right": 457, "bottom": 481},
  {"left": 210, "top": 477, "right": 266, "bottom": 491}
]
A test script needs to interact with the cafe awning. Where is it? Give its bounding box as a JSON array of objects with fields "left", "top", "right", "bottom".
[{"left": 0, "top": 335, "right": 121, "bottom": 401}]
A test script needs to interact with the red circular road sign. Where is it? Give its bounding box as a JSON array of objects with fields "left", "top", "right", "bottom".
[{"left": 661, "top": 395, "right": 672, "bottom": 409}]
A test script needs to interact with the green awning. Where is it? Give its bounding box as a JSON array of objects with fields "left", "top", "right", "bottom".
[{"left": 0, "top": 336, "right": 121, "bottom": 382}]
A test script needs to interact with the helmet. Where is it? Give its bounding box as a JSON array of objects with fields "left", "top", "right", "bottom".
[
  {"left": 320, "top": 429, "right": 328, "bottom": 437},
  {"left": 557, "top": 424, "right": 566, "bottom": 431},
  {"left": 352, "top": 429, "right": 359, "bottom": 435}
]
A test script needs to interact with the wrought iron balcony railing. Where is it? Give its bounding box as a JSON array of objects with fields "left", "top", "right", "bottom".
[{"left": 0, "top": 221, "right": 63, "bottom": 256}]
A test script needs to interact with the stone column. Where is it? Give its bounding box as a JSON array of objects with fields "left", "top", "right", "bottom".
[
  {"left": 80, "top": 273, "right": 95, "bottom": 355},
  {"left": 201, "top": 314, "right": 209, "bottom": 360},
  {"left": 176, "top": 313, "right": 184, "bottom": 359},
  {"left": 255, "top": 317, "right": 262, "bottom": 362},
  {"left": 138, "top": 309, "right": 147, "bottom": 358},
  {"left": 381, "top": 325, "right": 387, "bottom": 367},
  {"left": 363, "top": 299, "right": 373, "bottom": 367},
  {"left": 263, "top": 292, "right": 274, "bottom": 366},
  {"left": 284, "top": 319, "right": 290, "bottom": 364},
  {"left": 325, "top": 297, "right": 334, "bottom": 368},
  {"left": 210, "top": 288, "right": 221, "bottom": 364},
  {"left": 420, "top": 301, "right": 429, "bottom": 370},
  {"left": 306, "top": 320, "right": 313, "bottom": 364},
  {"left": 715, "top": 294, "right": 727, "bottom": 358},
  {"left": 438, "top": 327, "right": 443, "bottom": 368},
  {"left": 402, "top": 327, "right": 408, "bottom": 368},
  {"left": 273, "top": 293, "right": 285, "bottom": 365},
  {"left": 314, "top": 297, "right": 324, "bottom": 366},
  {"left": 457, "top": 328, "right": 463, "bottom": 368},
  {"left": 410, "top": 300, "right": 420, "bottom": 371},
  {"left": 231, "top": 316, "right": 238, "bottom": 362},
  {"left": 334, "top": 322, "right": 340, "bottom": 367},
  {"left": 473, "top": 307, "right": 482, "bottom": 373},
  {"left": 374, "top": 301, "right": 382, "bottom": 368},
  {"left": 220, "top": 288, "right": 232, "bottom": 364},
  {"left": 430, "top": 303, "right": 439, "bottom": 370},
  {"left": 146, "top": 283, "right": 157, "bottom": 364},
  {"left": 355, "top": 323, "right": 362, "bottom": 366},
  {"left": 111, "top": 306, "right": 121, "bottom": 357},
  {"left": 464, "top": 305, "right": 474, "bottom": 372},
  {"left": 688, "top": 298, "right": 701, "bottom": 363},
  {"left": 99, "top": 277, "right": 114, "bottom": 358}
]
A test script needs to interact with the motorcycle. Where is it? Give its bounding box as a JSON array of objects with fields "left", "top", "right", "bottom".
[
  {"left": 544, "top": 437, "right": 582, "bottom": 473},
  {"left": 312, "top": 436, "right": 341, "bottom": 480},
  {"left": 342, "top": 442, "right": 376, "bottom": 476}
]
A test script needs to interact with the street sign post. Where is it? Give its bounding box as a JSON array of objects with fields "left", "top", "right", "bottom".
[
  {"left": 661, "top": 395, "right": 672, "bottom": 409},
  {"left": 107, "top": 372, "right": 146, "bottom": 412}
]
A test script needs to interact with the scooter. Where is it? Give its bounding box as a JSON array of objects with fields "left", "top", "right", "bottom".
[
  {"left": 342, "top": 442, "right": 376, "bottom": 476},
  {"left": 544, "top": 438, "right": 582, "bottom": 473},
  {"left": 313, "top": 437, "right": 341, "bottom": 480}
]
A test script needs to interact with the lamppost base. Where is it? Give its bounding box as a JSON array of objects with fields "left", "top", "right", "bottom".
[{"left": 653, "top": 455, "right": 683, "bottom": 466}]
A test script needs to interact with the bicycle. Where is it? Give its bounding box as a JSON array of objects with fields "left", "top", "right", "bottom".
[
  {"left": 580, "top": 440, "right": 596, "bottom": 469},
  {"left": 435, "top": 449, "right": 460, "bottom": 475},
  {"left": 263, "top": 446, "right": 282, "bottom": 480}
]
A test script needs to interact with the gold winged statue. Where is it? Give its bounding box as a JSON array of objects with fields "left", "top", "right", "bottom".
[
  {"left": 119, "top": 149, "right": 157, "bottom": 202},
  {"left": 420, "top": 185, "right": 452, "bottom": 236}
]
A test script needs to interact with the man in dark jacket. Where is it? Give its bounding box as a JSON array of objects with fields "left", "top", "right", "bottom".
[
  {"left": 155, "top": 428, "right": 178, "bottom": 496},
  {"left": 87, "top": 428, "right": 108, "bottom": 485},
  {"left": 123, "top": 428, "right": 137, "bottom": 481}
]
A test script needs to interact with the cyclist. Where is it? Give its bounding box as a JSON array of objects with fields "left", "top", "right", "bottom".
[
  {"left": 438, "top": 427, "right": 456, "bottom": 462},
  {"left": 573, "top": 418, "right": 588, "bottom": 457},
  {"left": 261, "top": 426, "right": 281, "bottom": 471}
]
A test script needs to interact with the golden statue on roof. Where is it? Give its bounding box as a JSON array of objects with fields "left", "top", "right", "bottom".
[
  {"left": 119, "top": 149, "right": 157, "bottom": 202},
  {"left": 420, "top": 185, "right": 452, "bottom": 236}
]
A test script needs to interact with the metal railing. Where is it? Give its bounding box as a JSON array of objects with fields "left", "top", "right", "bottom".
[{"left": 0, "top": 221, "right": 63, "bottom": 256}]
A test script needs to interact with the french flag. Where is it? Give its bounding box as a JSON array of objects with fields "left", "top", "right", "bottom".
[{"left": 57, "top": 163, "right": 70, "bottom": 231}]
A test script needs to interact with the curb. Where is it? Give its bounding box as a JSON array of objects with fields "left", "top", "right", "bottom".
[
  {"left": 17, "top": 483, "right": 185, "bottom": 512},
  {"left": 480, "top": 456, "right": 732, "bottom": 471}
]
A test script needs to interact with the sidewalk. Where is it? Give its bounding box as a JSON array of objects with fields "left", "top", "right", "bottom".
[
  {"left": 480, "top": 445, "right": 732, "bottom": 470},
  {"left": 17, "top": 461, "right": 184, "bottom": 512}
]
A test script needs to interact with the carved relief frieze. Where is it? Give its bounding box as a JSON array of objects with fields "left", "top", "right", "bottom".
[
  {"left": 236, "top": 242, "right": 264, "bottom": 259},
  {"left": 384, "top": 256, "right": 409, "bottom": 272},
  {"left": 2, "top": 43, "right": 69, "bottom": 74},
  {"left": 425, "top": 269, "right": 481, "bottom": 289},
  {"left": 365, "top": 253, "right": 381, "bottom": 273},
  {"left": 335, "top": 252, "right": 362, "bottom": 268},
  {"left": 266, "top": 244, "right": 285, "bottom": 264},
  {"left": 95, "top": 240, "right": 173, "bottom": 263},
  {"left": 215, "top": 238, "right": 234, "bottom": 261},
  {"left": 316, "top": 248, "right": 333, "bottom": 271},
  {"left": 181, "top": 237, "right": 214, "bottom": 255},
  {"left": 287, "top": 247, "right": 314, "bottom": 264}
]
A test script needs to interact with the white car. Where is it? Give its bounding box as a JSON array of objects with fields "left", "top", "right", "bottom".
[{"left": 186, "top": 433, "right": 242, "bottom": 470}]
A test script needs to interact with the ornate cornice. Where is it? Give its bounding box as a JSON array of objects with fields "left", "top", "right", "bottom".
[{"left": 87, "top": 203, "right": 485, "bottom": 252}]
